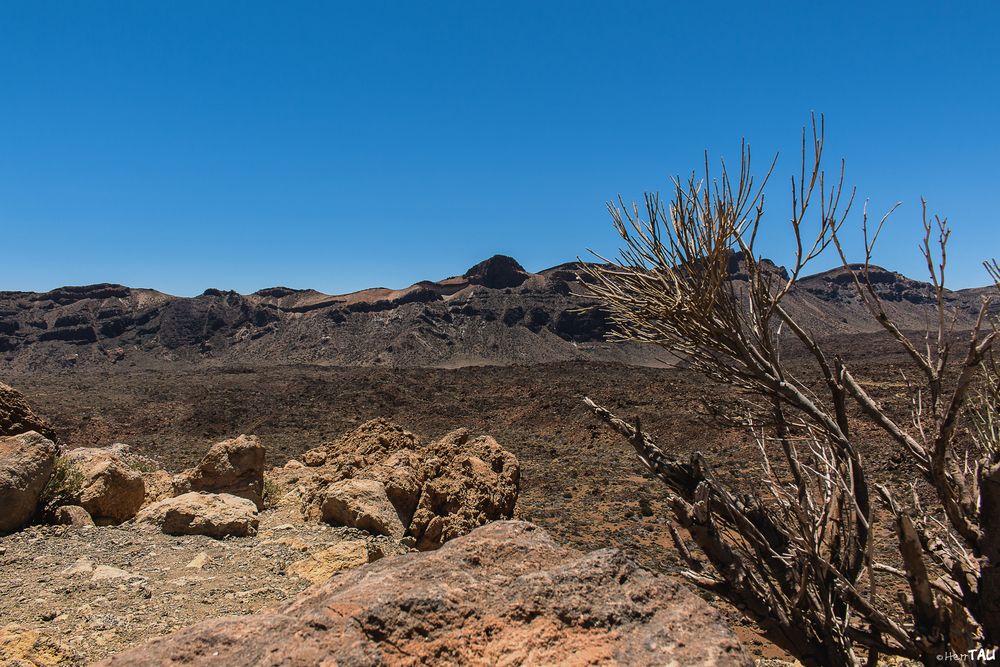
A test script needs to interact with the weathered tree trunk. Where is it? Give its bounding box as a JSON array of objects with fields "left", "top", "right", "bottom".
[{"left": 979, "top": 463, "right": 1000, "bottom": 645}]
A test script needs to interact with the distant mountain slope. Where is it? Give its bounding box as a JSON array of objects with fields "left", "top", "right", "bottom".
[{"left": 0, "top": 255, "right": 993, "bottom": 371}]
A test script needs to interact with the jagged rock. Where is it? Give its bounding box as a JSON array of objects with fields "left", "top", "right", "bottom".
[
  {"left": 100, "top": 521, "right": 749, "bottom": 666},
  {"left": 64, "top": 447, "right": 145, "bottom": 524},
  {"left": 134, "top": 492, "right": 258, "bottom": 538},
  {"left": 0, "top": 382, "right": 55, "bottom": 440},
  {"left": 53, "top": 504, "right": 95, "bottom": 528},
  {"left": 173, "top": 435, "right": 265, "bottom": 508},
  {"left": 410, "top": 428, "right": 519, "bottom": 550},
  {"left": 0, "top": 431, "right": 57, "bottom": 534},
  {"left": 357, "top": 449, "right": 424, "bottom": 526},
  {"left": 301, "top": 419, "right": 419, "bottom": 467},
  {"left": 319, "top": 478, "right": 405, "bottom": 539},
  {"left": 291, "top": 419, "right": 519, "bottom": 549}
]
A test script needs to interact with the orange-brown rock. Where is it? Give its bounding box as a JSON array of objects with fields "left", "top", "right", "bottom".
[
  {"left": 319, "top": 478, "right": 406, "bottom": 539},
  {"left": 0, "top": 431, "right": 57, "bottom": 534},
  {"left": 140, "top": 469, "right": 174, "bottom": 506},
  {"left": 410, "top": 428, "right": 519, "bottom": 549},
  {"left": 300, "top": 418, "right": 420, "bottom": 468},
  {"left": 134, "top": 492, "right": 258, "bottom": 538},
  {"left": 0, "top": 623, "right": 79, "bottom": 665},
  {"left": 52, "top": 504, "right": 95, "bottom": 528},
  {"left": 99, "top": 521, "right": 749, "bottom": 667},
  {"left": 173, "top": 435, "right": 265, "bottom": 508},
  {"left": 293, "top": 419, "right": 519, "bottom": 549},
  {"left": 64, "top": 447, "right": 145, "bottom": 524}
]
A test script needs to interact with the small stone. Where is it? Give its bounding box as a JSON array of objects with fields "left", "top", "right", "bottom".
[
  {"left": 53, "top": 505, "right": 95, "bottom": 528},
  {"left": 287, "top": 541, "right": 370, "bottom": 583},
  {"left": 185, "top": 552, "right": 211, "bottom": 570},
  {"left": 61, "top": 556, "right": 95, "bottom": 577},
  {"left": 91, "top": 565, "right": 141, "bottom": 582}
]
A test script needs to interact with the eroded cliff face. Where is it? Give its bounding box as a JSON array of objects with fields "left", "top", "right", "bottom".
[{"left": 0, "top": 257, "right": 646, "bottom": 370}]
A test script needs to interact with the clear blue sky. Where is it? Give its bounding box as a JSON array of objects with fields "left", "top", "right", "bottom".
[{"left": 1, "top": 2, "right": 997, "bottom": 296}]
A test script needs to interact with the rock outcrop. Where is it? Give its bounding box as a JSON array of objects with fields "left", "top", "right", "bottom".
[
  {"left": 0, "top": 382, "right": 55, "bottom": 440},
  {"left": 0, "top": 431, "right": 58, "bottom": 534},
  {"left": 100, "top": 521, "right": 749, "bottom": 666},
  {"left": 134, "top": 492, "right": 259, "bottom": 538},
  {"left": 173, "top": 435, "right": 265, "bottom": 508},
  {"left": 64, "top": 447, "right": 146, "bottom": 524},
  {"left": 464, "top": 254, "right": 530, "bottom": 289},
  {"left": 410, "top": 427, "right": 519, "bottom": 549},
  {"left": 287, "top": 418, "right": 519, "bottom": 549}
]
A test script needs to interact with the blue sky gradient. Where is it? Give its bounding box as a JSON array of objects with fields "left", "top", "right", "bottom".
[{"left": 1, "top": 2, "right": 998, "bottom": 295}]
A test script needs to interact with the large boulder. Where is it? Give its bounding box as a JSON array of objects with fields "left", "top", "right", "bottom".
[
  {"left": 411, "top": 428, "right": 519, "bottom": 549},
  {"left": 0, "top": 382, "right": 55, "bottom": 440},
  {"left": 292, "top": 419, "right": 519, "bottom": 549},
  {"left": 0, "top": 431, "right": 58, "bottom": 533},
  {"left": 134, "top": 492, "right": 258, "bottom": 538},
  {"left": 174, "top": 435, "right": 265, "bottom": 508},
  {"left": 99, "top": 521, "right": 749, "bottom": 666},
  {"left": 290, "top": 418, "right": 520, "bottom": 550},
  {"left": 300, "top": 418, "right": 420, "bottom": 468},
  {"left": 63, "top": 447, "right": 145, "bottom": 524},
  {"left": 319, "top": 478, "right": 406, "bottom": 539}
]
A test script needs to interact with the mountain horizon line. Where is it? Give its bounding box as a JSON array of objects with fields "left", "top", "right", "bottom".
[{"left": 3, "top": 253, "right": 993, "bottom": 301}]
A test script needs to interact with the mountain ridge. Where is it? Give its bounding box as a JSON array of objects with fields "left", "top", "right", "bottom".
[{"left": 0, "top": 254, "right": 994, "bottom": 371}]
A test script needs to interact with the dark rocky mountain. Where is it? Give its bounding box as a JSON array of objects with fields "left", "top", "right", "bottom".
[{"left": 0, "top": 254, "right": 993, "bottom": 371}]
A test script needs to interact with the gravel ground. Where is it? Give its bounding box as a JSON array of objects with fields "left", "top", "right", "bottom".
[{"left": 0, "top": 507, "right": 406, "bottom": 664}]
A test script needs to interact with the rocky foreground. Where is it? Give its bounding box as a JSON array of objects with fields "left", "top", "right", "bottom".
[
  {"left": 1, "top": 380, "right": 751, "bottom": 664},
  {"left": 0, "top": 508, "right": 404, "bottom": 663},
  {"left": 102, "top": 521, "right": 748, "bottom": 667}
]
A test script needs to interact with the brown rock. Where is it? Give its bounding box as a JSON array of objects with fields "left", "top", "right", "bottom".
[
  {"left": 409, "top": 428, "right": 520, "bottom": 549},
  {"left": 359, "top": 449, "right": 424, "bottom": 526},
  {"left": 301, "top": 417, "right": 420, "bottom": 468},
  {"left": 99, "top": 521, "right": 749, "bottom": 667},
  {"left": 0, "top": 382, "right": 55, "bottom": 441},
  {"left": 64, "top": 447, "right": 145, "bottom": 524},
  {"left": 319, "top": 478, "right": 405, "bottom": 539},
  {"left": 287, "top": 542, "right": 370, "bottom": 583},
  {"left": 174, "top": 435, "right": 265, "bottom": 508},
  {"left": 0, "top": 623, "right": 79, "bottom": 665},
  {"left": 140, "top": 469, "right": 174, "bottom": 506},
  {"left": 0, "top": 431, "right": 58, "bottom": 534},
  {"left": 134, "top": 491, "right": 258, "bottom": 538},
  {"left": 289, "top": 420, "right": 519, "bottom": 549},
  {"left": 53, "top": 504, "right": 95, "bottom": 528}
]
